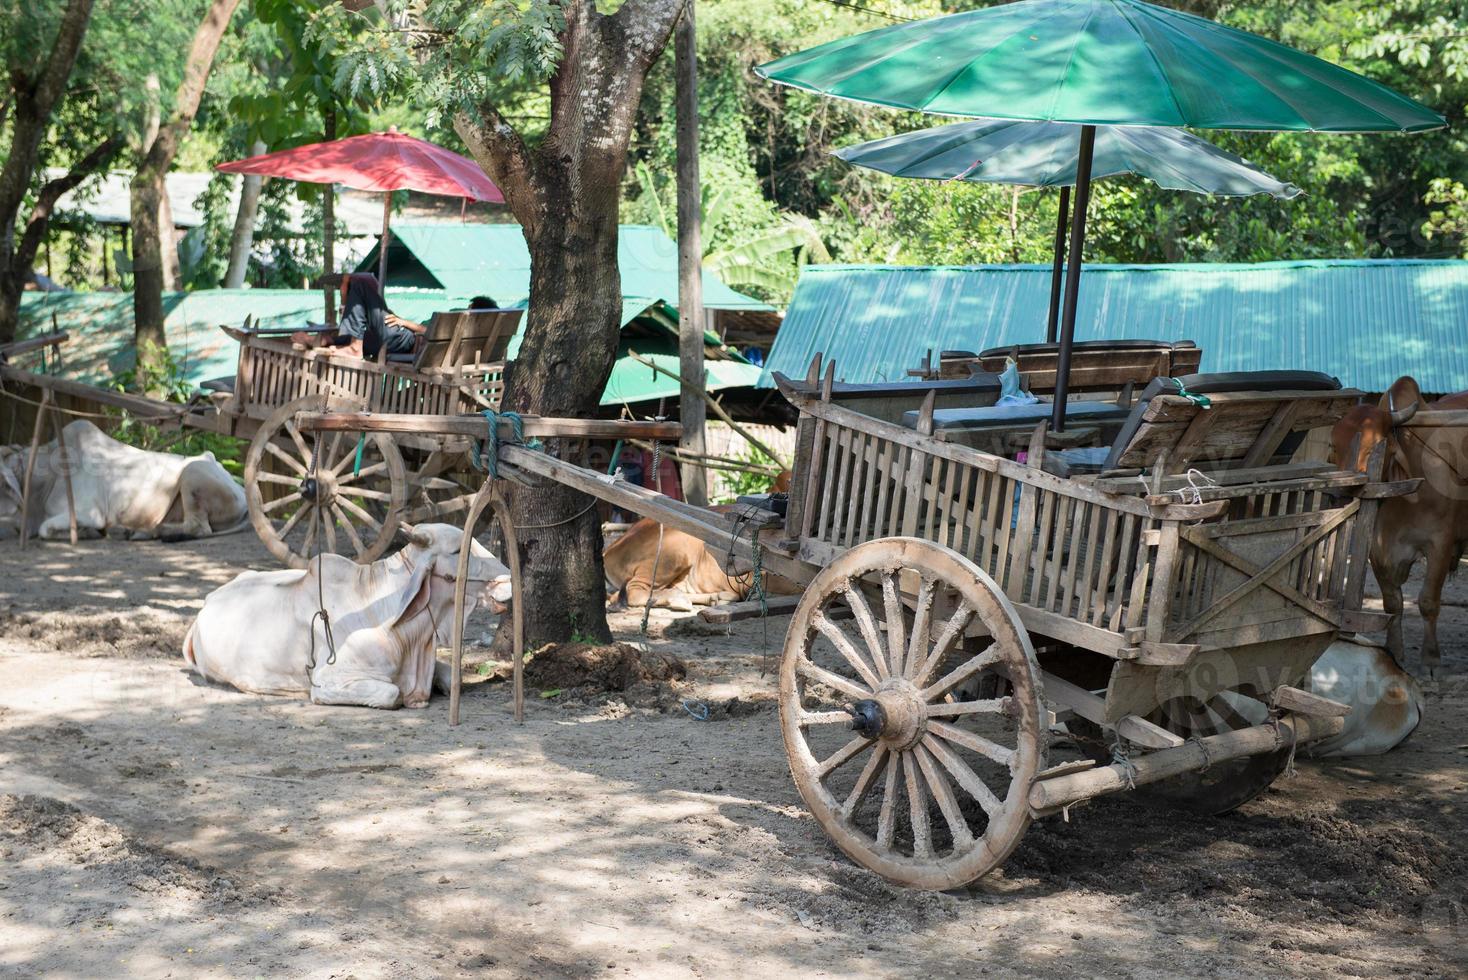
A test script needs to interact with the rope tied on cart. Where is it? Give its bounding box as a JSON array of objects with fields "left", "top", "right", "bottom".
[
  {"left": 1109, "top": 733, "right": 1138, "bottom": 790},
  {"left": 1270, "top": 710, "right": 1300, "bottom": 778},
  {"left": 472, "top": 409, "right": 538, "bottom": 477},
  {"left": 1164, "top": 378, "right": 1212, "bottom": 410},
  {"left": 1186, "top": 735, "right": 1213, "bottom": 774},
  {"left": 725, "top": 504, "right": 773, "bottom": 660}
]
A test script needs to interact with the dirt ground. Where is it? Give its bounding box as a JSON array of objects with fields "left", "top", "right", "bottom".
[{"left": 1, "top": 532, "right": 1466, "bottom": 979}]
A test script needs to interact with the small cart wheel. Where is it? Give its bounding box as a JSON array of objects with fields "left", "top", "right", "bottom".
[
  {"left": 780, "top": 537, "right": 1046, "bottom": 891},
  {"left": 245, "top": 396, "right": 407, "bottom": 569}
]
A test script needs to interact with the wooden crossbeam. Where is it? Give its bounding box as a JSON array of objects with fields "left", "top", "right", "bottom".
[{"left": 1171, "top": 502, "right": 1357, "bottom": 640}]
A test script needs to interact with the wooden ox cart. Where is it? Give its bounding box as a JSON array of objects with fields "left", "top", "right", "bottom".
[
  {"left": 2, "top": 310, "right": 525, "bottom": 568},
  {"left": 290, "top": 351, "right": 1415, "bottom": 890}
]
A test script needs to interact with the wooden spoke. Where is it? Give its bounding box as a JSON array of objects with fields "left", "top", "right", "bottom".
[
  {"left": 914, "top": 743, "right": 975, "bottom": 851},
  {"left": 929, "top": 720, "right": 1016, "bottom": 769},
  {"left": 276, "top": 502, "right": 309, "bottom": 541},
  {"left": 797, "top": 657, "right": 872, "bottom": 702},
  {"left": 906, "top": 575, "right": 936, "bottom": 680},
  {"left": 840, "top": 744, "right": 889, "bottom": 822},
  {"left": 842, "top": 584, "right": 890, "bottom": 681},
  {"left": 922, "top": 644, "right": 1002, "bottom": 702},
  {"left": 799, "top": 709, "right": 853, "bottom": 727},
  {"left": 262, "top": 442, "right": 306, "bottom": 475},
  {"left": 816, "top": 736, "right": 875, "bottom": 781},
  {"left": 904, "top": 748, "right": 934, "bottom": 859},
  {"left": 255, "top": 470, "right": 300, "bottom": 487},
  {"left": 340, "top": 486, "right": 393, "bottom": 502},
  {"left": 335, "top": 495, "right": 384, "bottom": 533},
  {"left": 336, "top": 460, "right": 388, "bottom": 484},
  {"left": 329, "top": 433, "right": 360, "bottom": 476},
  {"left": 322, "top": 509, "right": 339, "bottom": 554},
  {"left": 876, "top": 752, "right": 900, "bottom": 851},
  {"left": 922, "top": 734, "right": 1000, "bottom": 817},
  {"left": 301, "top": 514, "right": 318, "bottom": 556},
  {"left": 925, "top": 698, "right": 1010, "bottom": 719},
  {"left": 283, "top": 419, "right": 312, "bottom": 464},
  {"left": 332, "top": 503, "right": 368, "bottom": 558},
  {"left": 812, "top": 610, "right": 882, "bottom": 691},
  {"left": 881, "top": 572, "right": 907, "bottom": 679},
  {"left": 262, "top": 492, "right": 302, "bottom": 515},
  {"left": 910, "top": 602, "right": 976, "bottom": 688}
]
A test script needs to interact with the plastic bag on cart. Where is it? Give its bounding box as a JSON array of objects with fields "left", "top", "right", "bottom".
[{"left": 996, "top": 356, "right": 1038, "bottom": 407}]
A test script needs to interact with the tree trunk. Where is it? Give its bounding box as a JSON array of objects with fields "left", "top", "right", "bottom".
[
  {"left": 224, "top": 139, "right": 266, "bottom": 288},
  {"left": 129, "top": 0, "right": 242, "bottom": 387},
  {"left": 0, "top": 0, "right": 97, "bottom": 344},
  {"left": 454, "top": 0, "right": 687, "bottom": 648}
]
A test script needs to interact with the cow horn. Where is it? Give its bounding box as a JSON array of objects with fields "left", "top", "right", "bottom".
[
  {"left": 1389, "top": 400, "right": 1419, "bottom": 426},
  {"left": 404, "top": 524, "right": 433, "bottom": 548}
]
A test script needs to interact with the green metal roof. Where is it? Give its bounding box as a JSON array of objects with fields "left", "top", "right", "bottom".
[
  {"left": 359, "top": 223, "right": 774, "bottom": 311},
  {"left": 16, "top": 288, "right": 758, "bottom": 408},
  {"left": 759, "top": 259, "right": 1468, "bottom": 394}
]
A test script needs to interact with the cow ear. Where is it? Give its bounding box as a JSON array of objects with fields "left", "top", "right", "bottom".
[
  {"left": 404, "top": 524, "right": 433, "bottom": 549},
  {"left": 0, "top": 458, "right": 20, "bottom": 501}
]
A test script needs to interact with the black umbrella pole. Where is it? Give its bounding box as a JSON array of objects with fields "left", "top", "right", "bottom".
[
  {"left": 1051, "top": 126, "right": 1096, "bottom": 433},
  {"left": 1046, "top": 185, "right": 1070, "bottom": 344}
]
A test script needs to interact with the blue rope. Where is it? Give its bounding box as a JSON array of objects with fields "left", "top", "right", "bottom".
[
  {"left": 473, "top": 410, "right": 535, "bottom": 476},
  {"left": 1166, "top": 377, "right": 1212, "bottom": 410}
]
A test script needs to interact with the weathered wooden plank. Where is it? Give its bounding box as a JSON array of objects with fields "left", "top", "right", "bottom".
[{"left": 297, "top": 412, "right": 683, "bottom": 440}]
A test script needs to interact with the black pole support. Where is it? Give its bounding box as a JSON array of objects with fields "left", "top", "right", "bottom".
[
  {"left": 1051, "top": 125, "right": 1096, "bottom": 434},
  {"left": 1046, "top": 185, "right": 1071, "bottom": 344}
]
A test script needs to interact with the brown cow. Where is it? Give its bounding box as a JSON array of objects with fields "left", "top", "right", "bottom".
[
  {"left": 1332, "top": 376, "right": 1468, "bottom": 680},
  {"left": 604, "top": 504, "right": 800, "bottom": 612}
]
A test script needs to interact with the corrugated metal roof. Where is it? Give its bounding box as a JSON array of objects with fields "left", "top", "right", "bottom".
[
  {"left": 759, "top": 259, "right": 1468, "bottom": 393},
  {"left": 361, "top": 223, "right": 775, "bottom": 311}
]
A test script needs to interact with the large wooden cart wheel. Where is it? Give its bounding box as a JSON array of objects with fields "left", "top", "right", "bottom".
[
  {"left": 780, "top": 537, "right": 1047, "bottom": 891},
  {"left": 245, "top": 396, "right": 407, "bottom": 569}
]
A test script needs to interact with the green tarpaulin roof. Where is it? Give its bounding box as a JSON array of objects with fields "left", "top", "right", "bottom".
[
  {"left": 760, "top": 259, "right": 1468, "bottom": 394},
  {"left": 359, "top": 223, "right": 774, "bottom": 312}
]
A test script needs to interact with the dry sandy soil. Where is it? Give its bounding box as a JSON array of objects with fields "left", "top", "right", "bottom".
[{"left": 1, "top": 531, "right": 1466, "bottom": 978}]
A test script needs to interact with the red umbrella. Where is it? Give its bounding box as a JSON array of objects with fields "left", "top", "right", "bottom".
[{"left": 217, "top": 127, "right": 503, "bottom": 286}]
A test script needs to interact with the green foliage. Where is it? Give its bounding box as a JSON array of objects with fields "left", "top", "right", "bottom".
[
  {"left": 712, "top": 446, "right": 784, "bottom": 504},
  {"left": 114, "top": 341, "right": 194, "bottom": 402}
]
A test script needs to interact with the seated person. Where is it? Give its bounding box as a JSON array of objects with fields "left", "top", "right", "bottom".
[{"left": 293, "top": 273, "right": 424, "bottom": 358}]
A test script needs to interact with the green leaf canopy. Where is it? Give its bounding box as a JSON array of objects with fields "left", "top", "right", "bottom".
[
  {"left": 834, "top": 120, "right": 1302, "bottom": 199},
  {"left": 756, "top": 0, "right": 1445, "bottom": 133}
]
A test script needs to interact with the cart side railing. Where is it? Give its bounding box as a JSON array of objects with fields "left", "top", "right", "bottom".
[
  {"left": 776, "top": 372, "right": 1396, "bottom": 664},
  {"left": 223, "top": 329, "right": 505, "bottom": 423}
]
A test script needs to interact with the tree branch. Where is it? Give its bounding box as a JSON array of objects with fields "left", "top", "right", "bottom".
[
  {"left": 454, "top": 106, "right": 542, "bottom": 233},
  {"left": 14, "top": 135, "right": 124, "bottom": 275},
  {"left": 141, "top": 0, "right": 242, "bottom": 174},
  {"left": 31, "top": 0, "right": 96, "bottom": 116}
]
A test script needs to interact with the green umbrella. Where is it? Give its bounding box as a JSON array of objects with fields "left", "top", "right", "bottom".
[
  {"left": 834, "top": 119, "right": 1302, "bottom": 341},
  {"left": 756, "top": 0, "right": 1444, "bottom": 133},
  {"left": 757, "top": 0, "right": 1446, "bottom": 429}
]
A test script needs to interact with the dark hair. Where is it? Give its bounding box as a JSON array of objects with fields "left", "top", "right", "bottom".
[{"left": 468, "top": 295, "right": 498, "bottom": 310}]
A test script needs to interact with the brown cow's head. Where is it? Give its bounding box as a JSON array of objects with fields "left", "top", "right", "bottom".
[
  {"left": 772, "top": 469, "right": 792, "bottom": 494},
  {"left": 1331, "top": 400, "right": 1418, "bottom": 477}
]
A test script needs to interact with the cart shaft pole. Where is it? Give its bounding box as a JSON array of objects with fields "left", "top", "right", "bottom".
[{"left": 1028, "top": 713, "right": 1344, "bottom": 813}]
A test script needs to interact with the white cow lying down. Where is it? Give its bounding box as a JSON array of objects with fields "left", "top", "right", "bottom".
[
  {"left": 0, "top": 419, "right": 246, "bottom": 541},
  {"left": 184, "top": 524, "right": 512, "bottom": 709},
  {"left": 1305, "top": 639, "right": 1424, "bottom": 758}
]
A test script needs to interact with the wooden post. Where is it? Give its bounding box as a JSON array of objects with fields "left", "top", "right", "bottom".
[
  {"left": 18, "top": 389, "right": 52, "bottom": 551},
  {"left": 451, "top": 483, "right": 524, "bottom": 726},
  {"left": 323, "top": 106, "right": 338, "bottom": 327},
  {"left": 377, "top": 190, "right": 392, "bottom": 294},
  {"left": 674, "top": 0, "right": 708, "bottom": 506},
  {"left": 50, "top": 403, "right": 78, "bottom": 545}
]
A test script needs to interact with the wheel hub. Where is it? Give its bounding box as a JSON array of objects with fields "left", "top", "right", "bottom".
[
  {"left": 849, "top": 679, "right": 928, "bottom": 751},
  {"left": 299, "top": 472, "right": 336, "bottom": 507}
]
